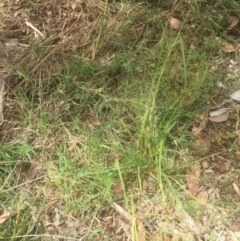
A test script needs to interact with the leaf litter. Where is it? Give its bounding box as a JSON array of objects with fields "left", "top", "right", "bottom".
[
  {"left": 189, "top": 54, "right": 240, "bottom": 239},
  {"left": 227, "top": 16, "right": 240, "bottom": 31},
  {"left": 0, "top": 211, "right": 10, "bottom": 224},
  {"left": 209, "top": 108, "right": 232, "bottom": 123}
]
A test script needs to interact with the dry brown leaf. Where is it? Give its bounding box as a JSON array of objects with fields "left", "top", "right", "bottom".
[
  {"left": 169, "top": 18, "right": 182, "bottom": 30},
  {"left": 0, "top": 210, "right": 10, "bottom": 224},
  {"left": 151, "top": 234, "right": 158, "bottom": 241},
  {"left": 186, "top": 176, "right": 200, "bottom": 196},
  {"left": 2, "top": 129, "right": 9, "bottom": 137},
  {"left": 102, "top": 218, "right": 113, "bottom": 231},
  {"left": 227, "top": 16, "right": 240, "bottom": 30},
  {"left": 221, "top": 42, "right": 236, "bottom": 53},
  {"left": 209, "top": 108, "right": 232, "bottom": 117},
  {"left": 230, "top": 221, "right": 240, "bottom": 232},
  {"left": 151, "top": 234, "right": 172, "bottom": 241},
  {"left": 137, "top": 234, "right": 146, "bottom": 241},
  {"left": 65, "top": 218, "right": 79, "bottom": 228},
  {"left": 197, "top": 190, "right": 209, "bottom": 204},
  {"left": 230, "top": 90, "right": 240, "bottom": 103},
  {"left": 209, "top": 111, "right": 230, "bottom": 123},
  {"left": 233, "top": 183, "right": 240, "bottom": 196},
  {"left": 47, "top": 226, "right": 58, "bottom": 235},
  {"left": 137, "top": 222, "right": 146, "bottom": 241},
  {"left": 161, "top": 234, "right": 172, "bottom": 241}
]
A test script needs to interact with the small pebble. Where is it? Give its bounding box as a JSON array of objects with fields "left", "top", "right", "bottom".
[{"left": 202, "top": 161, "right": 209, "bottom": 169}]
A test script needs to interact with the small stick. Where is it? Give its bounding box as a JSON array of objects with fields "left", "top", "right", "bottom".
[{"left": 25, "top": 21, "right": 44, "bottom": 38}]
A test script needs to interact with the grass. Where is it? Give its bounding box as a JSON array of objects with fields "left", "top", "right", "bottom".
[{"left": 1, "top": 0, "right": 240, "bottom": 240}]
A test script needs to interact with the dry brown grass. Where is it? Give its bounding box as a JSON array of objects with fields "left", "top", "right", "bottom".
[{"left": 0, "top": 0, "right": 165, "bottom": 148}]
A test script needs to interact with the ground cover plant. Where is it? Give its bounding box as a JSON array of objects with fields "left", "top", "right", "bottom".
[{"left": 1, "top": 0, "right": 240, "bottom": 240}]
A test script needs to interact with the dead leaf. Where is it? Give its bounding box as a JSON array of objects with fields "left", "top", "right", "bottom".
[
  {"left": 186, "top": 176, "right": 200, "bottom": 196},
  {"left": 137, "top": 234, "right": 146, "bottom": 241},
  {"left": 137, "top": 221, "right": 146, "bottom": 241},
  {"left": 233, "top": 183, "right": 240, "bottom": 196},
  {"left": 221, "top": 42, "right": 236, "bottom": 53},
  {"left": 2, "top": 129, "right": 9, "bottom": 137},
  {"left": 209, "top": 108, "right": 232, "bottom": 117},
  {"left": 227, "top": 16, "right": 240, "bottom": 30},
  {"left": 47, "top": 226, "right": 58, "bottom": 235},
  {"left": 0, "top": 210, "right": 10, "bottom": 224},
  {"left": 161, "top": 234, "right": 172, "bottom": 241},
  {"left": 197, "top": 190, "right": 209, "bottom": 204},
  {"left": 151, "top": 234, "right": 172, "bottom": 241},
  {"left": 102, "top": 217, "right": 113, "bottom": 231},
  {"left": 230, "top": 90, "right": 240, "bottom": 103},
  {"left": 230, "top": 221, "right": 240, "bottom": 232},
  {"left": 209, "top": 112, "right": 229, "bottom": 122},
  {"left": 169, "top": 18, "right": 182, "bottom": 30},
  {"left": 209, "top": 108, "right": 232, "bottom": 122},
  {"left": 65, "top": 218, "right": 78, "bottom": 228}
]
